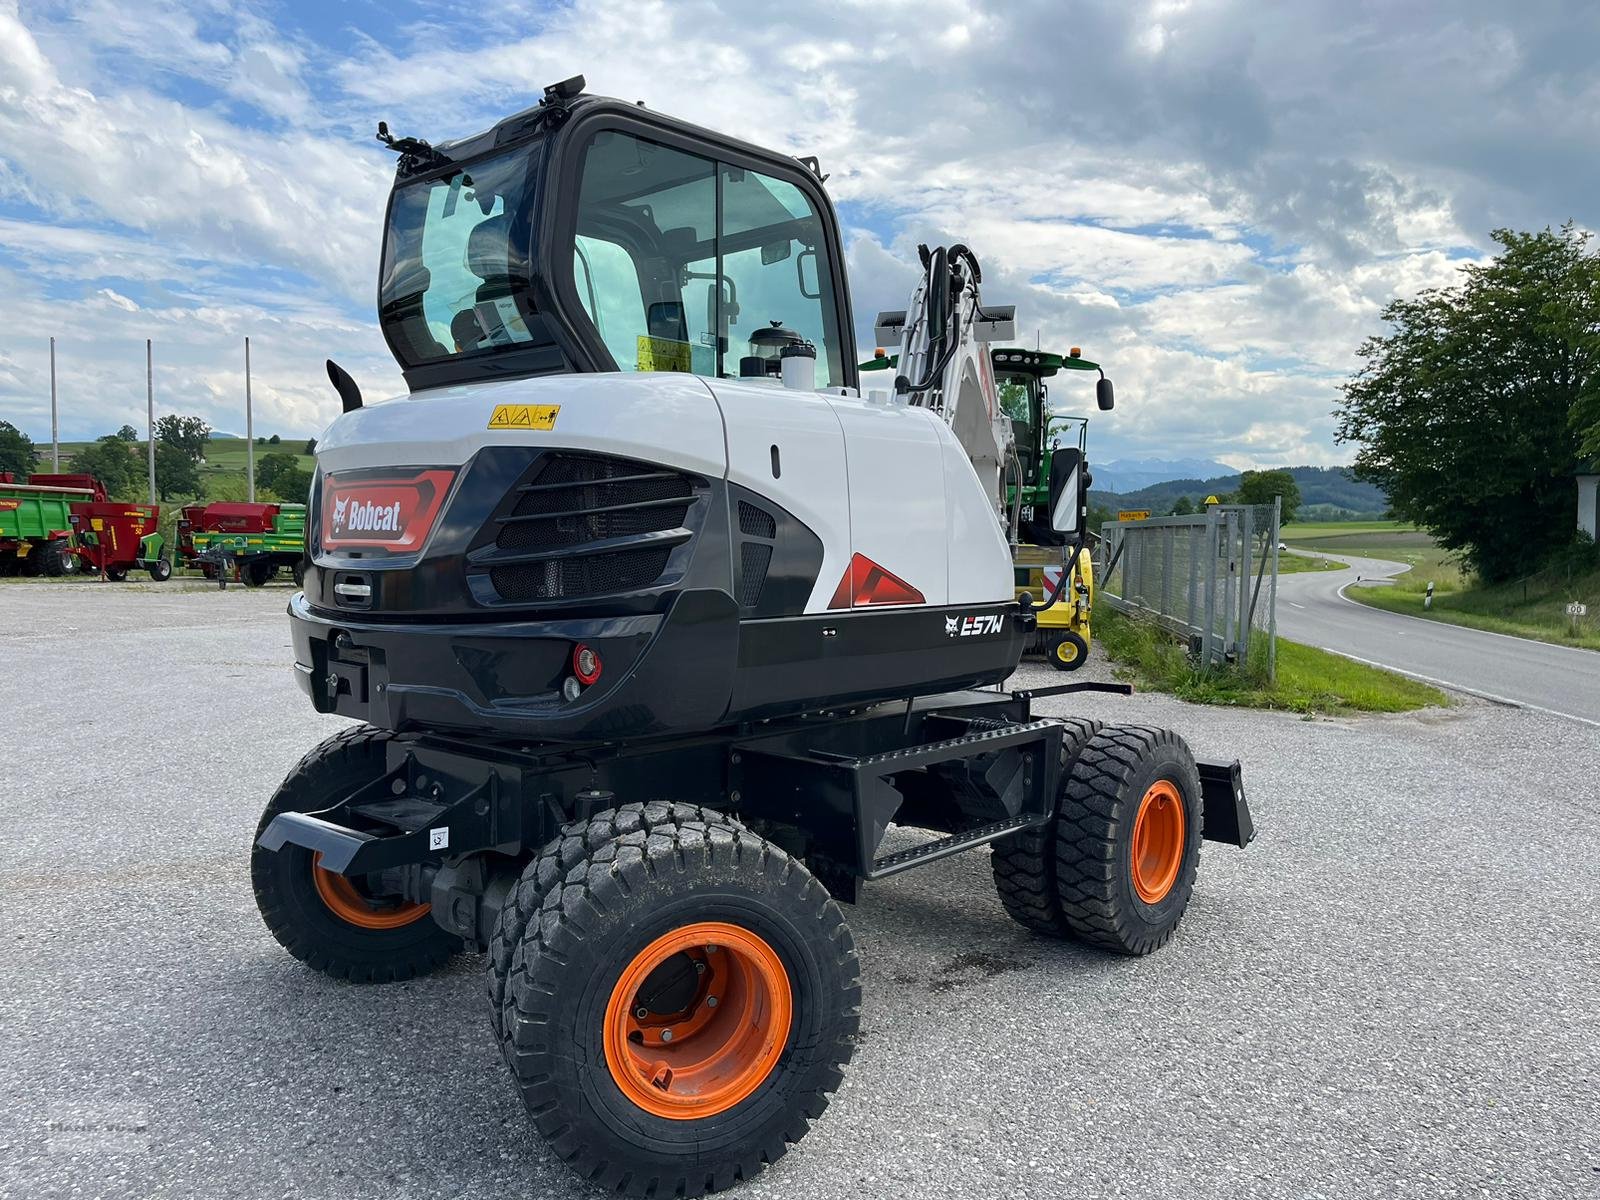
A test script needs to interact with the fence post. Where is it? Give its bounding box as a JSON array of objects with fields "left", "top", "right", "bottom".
[
  {"left": 1268, "top": 496, "right": 1281, "bottom": 682},
  {"left": 1238, "top": 506, "right": 1253, "bottom": 667},
  {"left": 1201, "top": 510, "right": 1219, "bottom": 667}
]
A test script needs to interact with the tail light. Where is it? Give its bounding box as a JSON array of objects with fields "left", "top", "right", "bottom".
[{"left": 573, "top": 644, "right": 602, "bottom": 686}]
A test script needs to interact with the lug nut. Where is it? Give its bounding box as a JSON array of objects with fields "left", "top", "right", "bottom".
[
  {"left": 694, "top": 961, "right": 706, "bottom": 974},
  {"left": 659, "top": 1029, "right": 673, "bottom": 1042},
  {"left": 706, "top": 996, "right": 718, "bottom": 1008},
  {"left": 635, "top": 1007, "right": 648, "bottom": 1020}
]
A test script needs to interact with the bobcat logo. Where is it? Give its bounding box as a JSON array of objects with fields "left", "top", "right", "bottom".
[
  {"left": 333, "top": 497, "right": 349, "bottom": 531},
  {"left": 945, "top": 612, "right": 1006, "bottom": 638}
]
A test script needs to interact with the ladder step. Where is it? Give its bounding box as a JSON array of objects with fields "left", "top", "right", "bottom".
[
  {"left": 850, "top": 719, "right": 1057, "bottom": 770},
  {"left": 868, "top": 814, "right": 1045, "bottom": 879}
]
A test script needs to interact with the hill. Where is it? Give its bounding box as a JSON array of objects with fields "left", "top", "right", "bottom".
[
  {"left": 1090, "top": 465, "right": 1387, "bottom": 519},
  {"left": 1093, "top": 457, "right": 1234, "bottom": 493}
]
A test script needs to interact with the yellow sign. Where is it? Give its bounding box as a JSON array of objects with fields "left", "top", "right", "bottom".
[
  {"left": 636, "top": 334, "right": 692, "bottom": 373},
  {"left": 487, "top": 404, "right": 560, "bottom": 431},
  {"left": 1203, "top": 494, "right": 1220, "bottom": 506},
  {"left": 1118, "top": 510, "right": 1151, "bottom": 522}
]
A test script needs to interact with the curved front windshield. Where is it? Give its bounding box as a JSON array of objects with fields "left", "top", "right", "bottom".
[{"left": 380, "top": 145, "right": 540, "bottom": 366}]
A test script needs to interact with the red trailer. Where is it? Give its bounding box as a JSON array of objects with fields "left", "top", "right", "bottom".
[{"left": 68, "top": 502, "right": 172, "bottom": 581}]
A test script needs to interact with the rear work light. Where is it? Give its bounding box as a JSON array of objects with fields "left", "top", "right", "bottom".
[{"left": 573, "top": 644, "right": 602, "bottom": 686}]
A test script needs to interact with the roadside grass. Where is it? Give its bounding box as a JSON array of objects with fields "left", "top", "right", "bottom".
[
  {"left": 1276, "top": 551, "right": 1347, "bottom": 574},
  {"left": 1280, "top": 519, "right": 1414, "bottom": 539},
  {"left": 1095, "top": 605, "right": 1447, "bottom": 715},
  {"left": 1284, "top": 529, "right": 1467, "bottom": 592},
  {"left": 1350, "top": 566, "right": 1600, "bottom": 651}
]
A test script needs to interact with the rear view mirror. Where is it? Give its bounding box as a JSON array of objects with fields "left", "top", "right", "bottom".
[
  {"left": 1048, "top": 448, "right": 1083, "bottom": 535},
  {"left": 1096, "top": 377, "right": 1115, "bottom": 411},
  {"left": 761, "top": 240, "right": 791, "bottom": 265}
]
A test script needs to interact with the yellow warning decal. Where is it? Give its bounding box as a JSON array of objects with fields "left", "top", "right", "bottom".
[
  {"left": 487, "top": 404, "right": 561, "bottom": 431},
  {"left": 636, "top": 334, "right": 692, "bottom": 373}
]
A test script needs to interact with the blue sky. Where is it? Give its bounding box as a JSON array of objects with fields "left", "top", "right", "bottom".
[{"left": 1, "top": 0, "right": 1594, "bottom": 466}]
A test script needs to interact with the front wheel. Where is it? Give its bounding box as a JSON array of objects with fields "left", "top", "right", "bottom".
[
  {"left": 147, "top": 557, "right": 172, "bottom": 581},
  {"left": 502, "top": 805, "right": 860, "bottom": 1196},
  {"left": 1053, "top": 725, "right": 1204, "bottom": 955},
  {"left": 250, "top": 725, "right": 459, "bottom": 983},
  {"left": 105, "top": 567, "right": 129, "bottom": 583}
]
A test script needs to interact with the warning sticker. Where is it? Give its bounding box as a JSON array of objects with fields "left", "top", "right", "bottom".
[
  {"left": 636, "top": 334, "right": 692, "bottom": 373},
  {"left": 487, "top": 404, "right": 560, "bottom": 431}
]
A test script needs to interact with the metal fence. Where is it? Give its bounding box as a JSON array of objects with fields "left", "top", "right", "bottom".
[{"left": 1097, "top": 499, "right": 1282, "bottom": 679}]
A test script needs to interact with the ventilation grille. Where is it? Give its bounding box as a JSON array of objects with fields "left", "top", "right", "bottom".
[
  {"left": 739, "top": 542, "right": 772, "bottom": 607},
  {"left": 486, "top": 453, "right": 695, "bottom": 602},
  {"left": 738, "top": 501, "right": 776, "bottom": 540}
]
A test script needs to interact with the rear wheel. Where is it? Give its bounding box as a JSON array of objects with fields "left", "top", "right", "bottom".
[
  {"left": 991, "top": 716, "right": 1102, "bottom": 935},
  {"left": 502, "top": 807, "right": 859, "bottom": 1196},
  {"left": 1046, "top": 629, "right": 1088, "bottom": 671},
  {"left": 241, "top": 558, "right": 272, "bottom": 587},
  {"left": 250, "top": 725, "right": 458, "bottom": 983},
  {"left": 291, "top": 558, "right": 306, "bottom": 587},
  {"left": 36, "top": 539, "right": 66, "bottom": 577},
  {"left": 1053, "top": 725, "right": 1203, "bottom": 955},
  {"left": 148, "top": 557, "right": 171, "bottom": 581},
  {"left": 105, "top": 567, "right": 128, "bottom": 583}
]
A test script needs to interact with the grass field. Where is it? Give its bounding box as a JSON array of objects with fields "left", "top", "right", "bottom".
[
  {"left": 1283, "top": 525, "right": 1467, "bottom": 592},
  {"left": 1279, "top": 519, "right": 1412, "bottom": 539},
  {"left": 1276, "top": 551, "right": 1347, "bottom": 574},
  {"left": 1095, "top": 606, "right": 1447, "bottom": 715}
]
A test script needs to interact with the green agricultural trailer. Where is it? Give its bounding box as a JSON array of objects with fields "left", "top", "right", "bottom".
[
  {"left": 0, "top": 472, "right": 96, "bottom": 576},
  {"left": 178, "top": 501, "right": 309, "bottom": 586}
]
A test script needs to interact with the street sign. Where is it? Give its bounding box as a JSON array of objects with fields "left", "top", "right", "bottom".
[
  {"left": 1203, "top": 494, "right": 1220, "bottom": 506},
  {"left": 1567, "top": 602, "right": 1588, "bottom": 618},
  {"left": 1118, "top": 509, "right": 1151, "bottom": 522}
]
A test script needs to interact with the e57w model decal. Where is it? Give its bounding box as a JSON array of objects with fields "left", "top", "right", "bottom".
[{"left": 945, "top": 612, "right": 1006, "bottom": 637}]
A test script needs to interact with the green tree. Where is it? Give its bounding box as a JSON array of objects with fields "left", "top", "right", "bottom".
[
  {"left": 115, "top": 424, "right": 139, "bottom": 442},
  {"left": 1236, "top": 469, "right": 1302, "bottom": 524},
  {"left": 266, "top": 466, "right": 312, "bottom": 502},
  {"left": 0, "top": 420, "right": 37, "bottom": 477},
  {"left": 254, "top": 451, "right": 299, "bottom": 494},
  {"left": 1338, "top": 226, "right": 1599, "bottom": 581},
  {"left": 998, "top": 380, "right": 1029, "bottom": 422},
  {"left": 72, "top": 436, "right": 139, "bottom": 496},
  {"left": 155, "top": 414, "right": 212, "bottom": 462},
  {"left": 1170, "top": 495, "right": 1196, "bottom": 516},
  {"left": 303, "top": 437, "right": 317, "bottom": 455},
  {"left": 268, "top": 433, "right": 281, "bottom": 445},
  {"left": 154, "top": 440, "right": 201, "bottom": 499}
]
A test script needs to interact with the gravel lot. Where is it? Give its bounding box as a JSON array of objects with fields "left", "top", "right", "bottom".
[{"left": 2, "top": 581, "right": 1596, "bottom": 1200}]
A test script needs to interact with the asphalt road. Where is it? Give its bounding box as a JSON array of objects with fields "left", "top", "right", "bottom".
[
  {"left": 2, "top": 582, "right": 1597, "bottom": 1200},
  {"left": 1275, "top": 552, "right": 1600, "bottom": 727}
]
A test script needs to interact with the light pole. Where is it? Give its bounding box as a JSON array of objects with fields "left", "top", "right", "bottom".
[
  {"left": 146, "top": 339, "right": 156, "bottom": 505},
  {"left": 245, "top": 336, "right": 254, "bottom": 502},
  {"left": 49, "top": 337, "right": 59, "bottom": 471}
]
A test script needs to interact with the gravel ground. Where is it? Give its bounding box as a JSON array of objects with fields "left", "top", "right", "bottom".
[{"left": 1, "top": 581, "right": 1596, "bottom": 1200}]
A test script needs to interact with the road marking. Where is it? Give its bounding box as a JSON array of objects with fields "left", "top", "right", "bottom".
[
  {"left": 1286, "top": 601, "right": 1304, "bottom": 609},
  {"left": 1313, "top": 646, "right": 1600, "bottom": 729},
  {"left": 1334, "top": 579, "right": 1600, "bottom": 658}
]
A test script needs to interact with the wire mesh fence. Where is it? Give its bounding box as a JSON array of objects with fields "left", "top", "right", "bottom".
[{"left": 1096, "top": 499, "right": 1282, "bottom": 680}]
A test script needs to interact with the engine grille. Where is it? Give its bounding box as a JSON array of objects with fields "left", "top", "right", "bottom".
[{"left": 485, "top": 453, "right": 697, "bottom": 603}]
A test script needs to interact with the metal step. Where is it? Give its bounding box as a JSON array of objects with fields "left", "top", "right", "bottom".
[
  {"left": 846, "top": 719, "right": 1059, "bottom": 771},
  {"left": 867, "top": 814, "right": 1046, "bottom": 879}
]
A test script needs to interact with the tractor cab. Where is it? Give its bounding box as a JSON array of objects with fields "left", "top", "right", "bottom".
[
  {"left": 992, "top": 346, "right": 1109, "bottom": 543},
  {"left": 376, "top": 77, "right": 856, "bottom": 395}
]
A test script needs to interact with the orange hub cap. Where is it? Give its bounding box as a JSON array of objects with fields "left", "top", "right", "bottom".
[
  {"left": 311, "top": 853, "right": 431, "bottom": 930},
  {"left": 1131, "top": 780, "right": 1186, "bottom": 904},
  {"left": 603, "top": 921, "right": 793, "bottom": 1120}
]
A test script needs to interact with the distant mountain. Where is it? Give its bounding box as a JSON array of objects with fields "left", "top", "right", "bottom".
[
  {"left": 1093, "top": 458, "right": 1234, "bottom": 493},
  {"left": 1090, "top": 465, "right": 1388, "bottom": 519}
]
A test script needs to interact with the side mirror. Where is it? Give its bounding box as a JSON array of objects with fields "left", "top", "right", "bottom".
[
  {"left": 1096, "top": 376, "right": 1115, "bottom": 411},
  {"left": 1048, "top": 448, "right": 1084, "bottom": 535}
]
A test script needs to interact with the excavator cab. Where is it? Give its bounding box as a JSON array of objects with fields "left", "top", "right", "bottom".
[{"left": 376, "top": 79, "right": 856, "bottom": 394}]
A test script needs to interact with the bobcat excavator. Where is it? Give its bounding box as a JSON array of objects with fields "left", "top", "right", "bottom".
[{"left": 250, "top": 76, "right": 1253, "bottom": 1197}]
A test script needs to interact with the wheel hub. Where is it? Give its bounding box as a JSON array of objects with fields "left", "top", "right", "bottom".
[
  {"left": 311, "top": 853, "right": 431, "bottom": 930},
  {"left": 603, "top": 921, "right": 792, "bottom": 1120},
  {"left": 1130, "top": 780, "right": 1185, "bottom": 904}
]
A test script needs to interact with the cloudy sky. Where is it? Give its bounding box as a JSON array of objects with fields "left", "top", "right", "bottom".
[{"left": 0, "top": 0, "right": 1595, "bottom": 467}]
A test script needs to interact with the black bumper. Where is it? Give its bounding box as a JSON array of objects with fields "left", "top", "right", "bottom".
[{"left": 288, "top": 588, "right": 739, "bottom": 742}]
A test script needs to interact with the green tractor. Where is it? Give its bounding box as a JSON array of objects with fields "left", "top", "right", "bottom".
[{"left": 993, "top": 346, "right": 1111, "bottom": 670}]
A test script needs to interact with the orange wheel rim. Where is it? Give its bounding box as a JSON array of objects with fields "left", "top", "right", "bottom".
[
  {"left": 603, "top": 921, "right": 792, "bottom": 1120},
  {"left": 311, "top": 853, "right": 431, "bottom": 930},
  {"left": 1131, "top": 780, "right": 1186, "bottom": 904}
]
